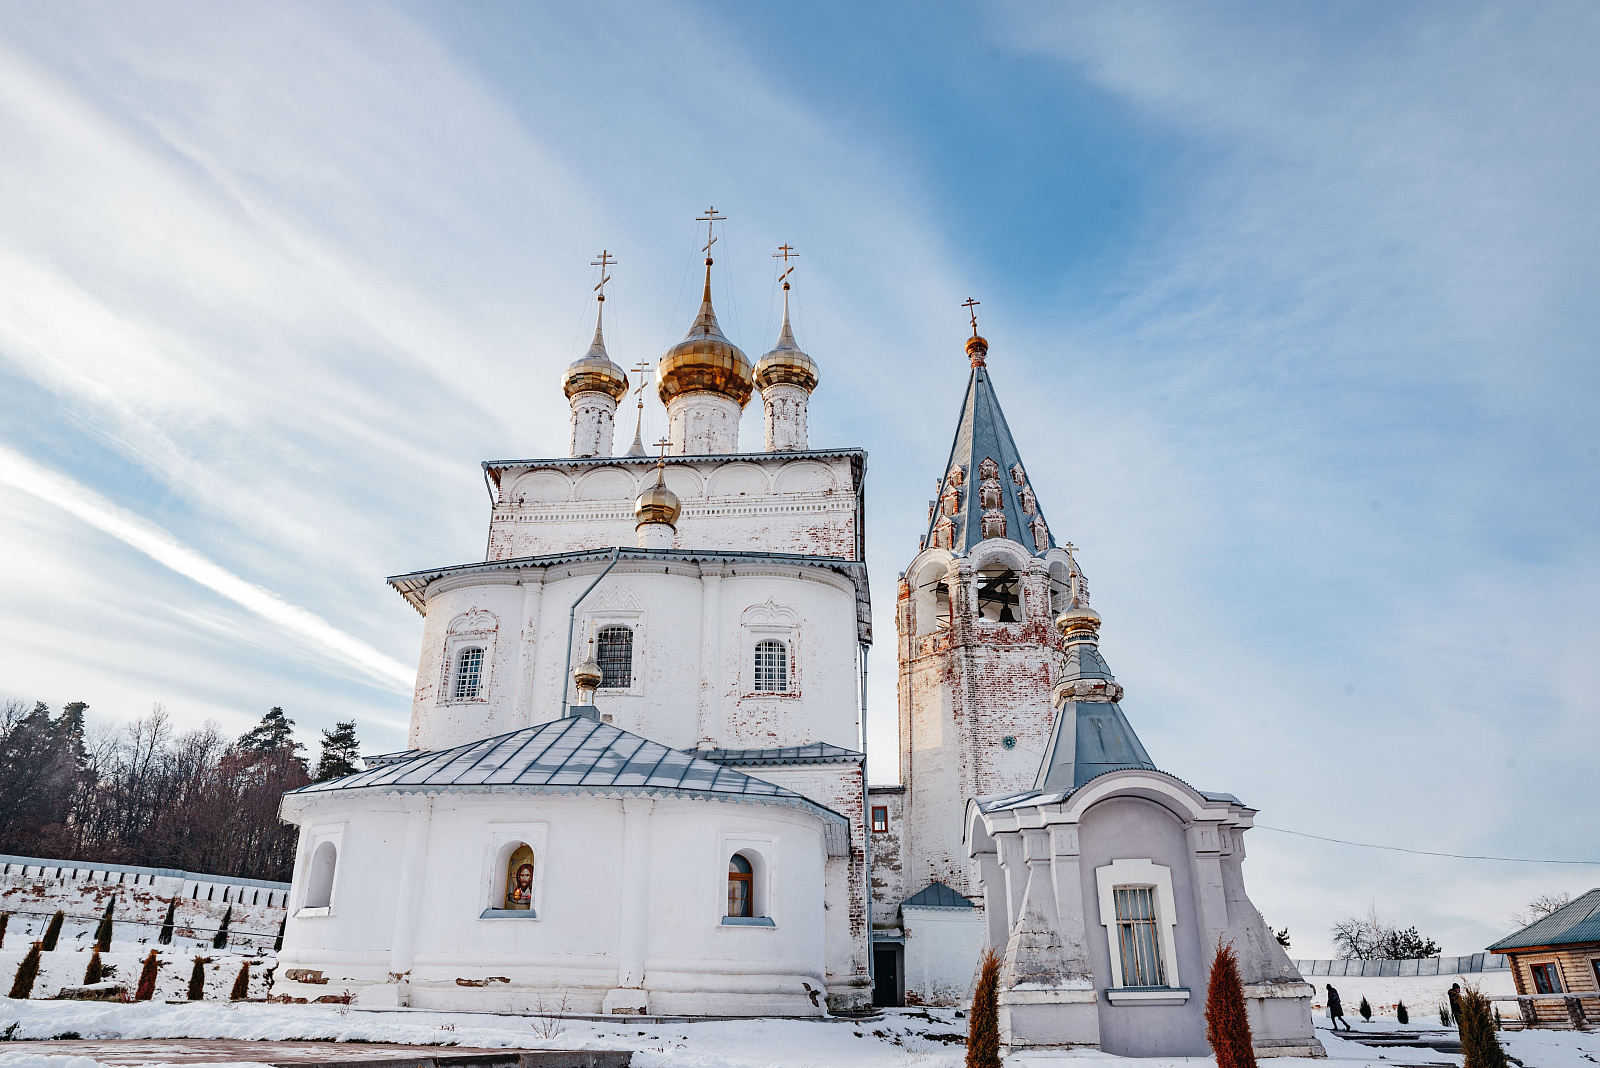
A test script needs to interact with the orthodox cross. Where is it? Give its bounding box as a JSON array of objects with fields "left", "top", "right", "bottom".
[
  {"left": 696, "top": 207, "right": 725, "bottom": 259},
  {"left": 773, "top": 243, "right": 798, "bottom": 289},
  {"left": 591, "top": 250, "right": 616, "bottom": 301},
  {"left": 654, "top": 436, "right": 671, "bottom": 459},
  {"left": 962, "top": 297, "right": 981, "bottom": 337}
]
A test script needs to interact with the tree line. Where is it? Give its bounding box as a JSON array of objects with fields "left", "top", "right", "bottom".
[{"left": 0, "top": 699, "right": 362, "bottom": 882}]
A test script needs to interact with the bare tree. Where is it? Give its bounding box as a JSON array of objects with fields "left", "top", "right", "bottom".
[{"left": 1511, "top": 893, "right": 1571, "bottom": 929}]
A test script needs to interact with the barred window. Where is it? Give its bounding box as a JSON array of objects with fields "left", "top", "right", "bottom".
[
  {"left": 596, "top": 626, "right": 633, "bottom": 688},
  {"left": 453, "top": 647, "right": 484, "bottom": 699},
  {"left": 1114, "top": 886, "right": 1166, "bottom": 987},
  {"left": 754, "top": 640, "right": 788, "bottom": 692}
]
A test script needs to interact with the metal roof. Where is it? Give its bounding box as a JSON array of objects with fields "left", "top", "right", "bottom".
[
  {"left": 1487, "top": 888, "right": 1600, "bottom": 951},
  {"left": 698, "top": 742, "right": 864, "bottom": 767},
  {"left": 925, "top": 360, "right": 1052, "bottom": 554},
  {"left": 481, "top": 447, "right": 867, "bottom": 485},
  {"left": 975, "top": 767, "right": 1245, "bottom": 816},
  {"left": 903, "top": 881, "right": 975, "bottom": 910},
  {"left": 290, "top": 718, "right": 850, "bottom": 854}
]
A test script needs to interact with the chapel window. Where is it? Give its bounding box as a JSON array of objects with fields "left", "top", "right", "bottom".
[
  {"left": 871, "top": 807, "right": 889, "bottom": 833},
  {"left": 596, "top": 626, "right": 633, "bottom": 688},
  {"left": 503, "top": 843, "right": 536, "bottom": 911},
  {"left": 1113, "top": 886, "right": 1166, "bottom": 987},
  {"left": 727, "top": 854, "right": 754, "bottom": 918},
  {"left": 1531, "top": 962, "right": 1563, "bottom": 994},
  {"left": 975, "top": 566, "right": 1021, "bottom": 622},
  {"left": 305, "top": 841, "right": 337, "bottom": 909},
  {"left": 754, "top": 640, "right": 788, "bottom": 692},
  {"left": 453, "top": 647, "right": 484, "bottom": 699}
]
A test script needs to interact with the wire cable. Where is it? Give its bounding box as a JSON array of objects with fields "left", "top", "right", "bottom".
[{"left": 1253, "top": 825, "right": 1600, "bottom": 865}]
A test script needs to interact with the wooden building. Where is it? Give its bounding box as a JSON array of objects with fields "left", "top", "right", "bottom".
[{"left": 1487, "top": 888, "right": 1600, "bottom": 1026}]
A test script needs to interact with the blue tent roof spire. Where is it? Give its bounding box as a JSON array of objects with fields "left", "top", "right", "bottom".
[{"left": 924, "top": 325, "right": 1054, "bottom": 554}]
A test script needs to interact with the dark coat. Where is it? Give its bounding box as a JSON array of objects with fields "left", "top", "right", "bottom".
[{"left": 1327, "top": 986, "right": 1345, "bottom": 1016}]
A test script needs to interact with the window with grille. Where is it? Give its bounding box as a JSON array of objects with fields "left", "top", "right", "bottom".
[
  {"left": 754, "top": 640, "right": 788, "bottom": 692},
  {"left": 1114, "top": 886, "right": 1166, "bottom": 987},
  {"left": 596, "top": 626, "right": 633, "bottom": 688},
  {"left": 728, "top": 854, "right": 753, "bottom": 917},
  {"left": 453, "top": 647, "right": 484, "bottom": 699}
]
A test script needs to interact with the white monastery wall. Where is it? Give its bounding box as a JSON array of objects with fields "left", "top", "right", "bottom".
[
  {"left": 278, "top": 792, "right": 831, "bottom": 1015},
  {"left": 902, "top": 905, "right": 985, "bottom": 1006}
]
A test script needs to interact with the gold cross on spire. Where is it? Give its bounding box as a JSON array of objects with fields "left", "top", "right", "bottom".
[
  {"left": 962, "top": 297, "right": 981, "bottom": 337},
  {"left": 591, "top": 250, "right": 616, "bottom": 302},
  {"left": 696, "top": 207, "right": 725, "bottom": 260},
  {"left": 773, "top": 243, "right": 798, "bottom": 290},
  {"left": 654, "top": 436, "right": 670, "bottom": 457}
]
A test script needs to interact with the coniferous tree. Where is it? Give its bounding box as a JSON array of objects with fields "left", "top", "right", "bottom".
[
  {"left": 1359, "top": 995, "right": 1372, "bottom": 1022},
  {"left": 1458, "top": 984, "right": 1508, "bottom": 1068},
  {"left": 212, "top": 905, "right": 232, "bottom": 949},
  {"left": 1205, "top": 937, "right": 1257, "bottom": 1068},
  {"left": 41, "top": 909, "right": 65, "bottom": 951},
  {"left": 274, "top": 915, "right": 285, "bottom": 953},
  {"left": 965, "top": 946, "right": 1001, "bottom": 1068},
  {"left": 0, "top": 911, "right": 8, "bottom": 948},
  {"left": 134, "top": 949, "right": 161, "bottom": 1000},
  {"left": 95, "top": 897, "right": 115, "bottom": 951},
  {"left": 9, "top": 942, "right": 42, "bottom": 999},
  {"left": 313, "top": 721, "right": 362, "bottom": 782},
  {"left": 83, "top": 946, "right": 104, "bottom": 985},
  {"left": 188, "top": 957, "right": 210, "bottom": 1000},
  {"left": 1396, "top": 1000, "right": 1409, "bottom": 1025},
  {"left": 158, "top": 898, "right": 176, "bottom": 944},
  {"left": 230, "top": 960, "right": 251, "bottom": 1001},
  {"left": 236, "top": 708, "right": 302, "bottom": 758}
]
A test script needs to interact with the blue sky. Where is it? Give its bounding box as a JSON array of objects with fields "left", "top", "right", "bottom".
[{"left": 1, "top": 1, "right": 1597, "bottom": 958}]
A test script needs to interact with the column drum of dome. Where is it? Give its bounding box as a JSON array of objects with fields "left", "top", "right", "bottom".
[
  {"left": 755, "top": 299, "right": 818, "bottom": 452},
  {"left": 562, "top": 308, "right": 629, "bottom": 458}
]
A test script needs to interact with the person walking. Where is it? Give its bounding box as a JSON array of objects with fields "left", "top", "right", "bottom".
[
  {"left": 1448, "top": 983, "right": 1463, "bottom": 1026},
  {"left": 1326, "top": 984, "right": 1353, "bottom": 1031}
]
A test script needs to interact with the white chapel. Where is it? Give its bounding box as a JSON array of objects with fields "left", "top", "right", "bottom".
[{"left": 275, "top": 217, "right": 1320, "bottom": 1056}]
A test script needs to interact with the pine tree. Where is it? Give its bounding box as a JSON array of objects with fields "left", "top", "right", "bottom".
[
  {"left": 188, "top": 957, "right": 210, "bottom": 1000},
  {"left": 158, "top": 898, "right": 177, "bottom": 945},
  {"left": 274, "top": 915, "right": 285, "bottom": 953},
  {"left": 9, "top": 942, "right": 42, "bottom": 999},
  {"left": 237, "top": 707, "right": 303, "bottom": 758},
  {"left": 41, "top": 910, "right": 64, "bottom": 951},
  {"left": 212, "top": 905, "right": 232, "bottom": 949},
  {"left": 0, "top": 911, "right": 7, "bottom": 948},
  {"left": 965, "top": 945, "right": 1001, "bottom": 1068},
  {"left": 95, "top": 898, "right": 115, "bottom": 951},
  {"left": 1458, "top": 984, "right": 1508, "bottom": 1068},
  {"left": 84, "top": 946, "right": 104, "bottom": 985},
  {"left": 314, "top": 721, "right": 362, "bottom": 782},
  {"left": 1396, "top": 1000, "right": 1409, "bottom": 1025},
  {"left": 135, "top": 949, "right": 161, "bottom": 1001},
  {"left": 1360, "top": 995, "right": 1372, "bottom": 1021},
  {"left": 1204, "top": 937, "right": 1257, "bottom": 1068},
  {"left": 230, "top": 960, "right": 251, "bottom": 1001}
]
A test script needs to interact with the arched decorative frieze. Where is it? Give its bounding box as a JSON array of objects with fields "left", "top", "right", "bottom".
[
  {"left": 447, "top": 608, "right": 500, "bottom": 637},
  {"left": 575, "top": 466, "right": 636, "bottom": 501},
  {"left": 772, "top": 460, "right": 837, "bottom": 495},
  {"left": 440, "top": 609, "right": 498, "bottom": 704},
  {"left": 659, "top": 465, "right": 704, "bottom": 499},
  {"left": 740, "top": 599, "right": 799, "bottom": 628},
  {"left": 739, "top": 599, "right": 800, "bottom": 697},
  {"left": 508, "top": 469, "right": 573, "bottom": 505},
  {"left": 707, "top": 462, "right": 771, "bottom": 498}
]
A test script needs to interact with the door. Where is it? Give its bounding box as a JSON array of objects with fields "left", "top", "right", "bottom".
[{"left": 873, "top": 946, "right": 902, "bottom": 1007}]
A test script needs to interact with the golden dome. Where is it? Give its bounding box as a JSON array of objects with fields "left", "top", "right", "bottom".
[
  {"left": 754, "top": 292, "right": 819, "bottom": 393},
  {"left": 563, "top": 305, "right": 629, "bottom": 402},
  {"left": 634, "top": 461, "right": 681, "bottom": 528},
  {"left": 967, "top": 334, "right": 989, "bottom": 368},
  {"left": 573, "top": 638, "right": 602, "bottom": 697},
  {"left": 657, "top": 261, "right": 753, "bottom": 408}
]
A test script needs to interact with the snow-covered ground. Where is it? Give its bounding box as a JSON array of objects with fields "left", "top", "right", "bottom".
[
  {"left": 0, "top": 946, "right": 273, "bottom": 1002},
  {"left": 3, "top": 999, "right": 1599, "bottom": 1068},
  {"left": 2, "top": 875, "right": 283, "bottom": 955},
  {"left": 1305, "top": 971, "right": 1517, "bottom": 1023}
]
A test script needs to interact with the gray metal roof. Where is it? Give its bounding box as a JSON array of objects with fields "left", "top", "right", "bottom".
[
  {"left": 1487, "top": 888, "right": 1600, "bottom": 951},
  {"left": 698, "top": 742, "right": 864, "bottom": 767},
  {"left": 903, "top": 881, "right": 975, "bottom": 910},
  {"left": 925, "top": 359, "right": 1052, "bottom": 554},
  {"left": 976, "top": 766, "right": 1245, "bottom": 816},
  {"left": 290, "top": 718, "right": 850, "bottom": 854},
  {"left": 482, "top": 447, "right": 866, "bottom": 478}
]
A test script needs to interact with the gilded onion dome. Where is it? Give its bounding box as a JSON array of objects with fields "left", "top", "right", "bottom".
[
  {"left": 754, "top": 289, "right": 819, "bottom": 393},
  {"left": 562, "top": 303, "right": 630, "bottom": 402},
  {"left": 572, "top": 637, "right": 603, "bottom": 700},
  {"left": 657, "top": 260, "right": 754, "bottom": 407},
  {"left": 634, "top": 459, "right": 681, "bottom": 528}
]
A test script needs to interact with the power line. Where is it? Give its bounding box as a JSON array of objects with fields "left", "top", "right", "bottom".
[{"left": 1254, "top": 825, "right": 1600, "bottom": 865}]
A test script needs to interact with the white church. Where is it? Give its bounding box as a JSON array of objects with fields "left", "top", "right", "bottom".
[{"left": 274, "top": 215, "right": 1321, "bottom": 1056}]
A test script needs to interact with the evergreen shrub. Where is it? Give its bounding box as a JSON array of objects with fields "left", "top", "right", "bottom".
[
  {"left": 84, "top": 946, "right": 103, "bottom": 985},
  {"left": 188, "top": 957, "right": 210, "bottom": 1000},
  {"left": 1359, "top": 995, "right": 1372, "bottom": 1021},
  {"left": 1204, "top": 936, "right": 1257, "bottom": 1068},
  {"left": 10, "top": 942, "right": 43, "bottom": 999},
  {"left": 158, "top": 899, "right": 177, "bottom": 945},
  {"left": 230, "top": 961, "right": 251, "bottom": 1001},
  {"left": 213, "top": 906, "right": 232, "bottom": 950},
  {"left": 1396, "top": 1000, "right": 1409, "bottom": 1025},
  {"left": 1458, "top": 983, "right": 1508, "bottom": 1068},
  {"left": 41, "top": 910, "right": 64, "bottom": 951},
  {"left": 965, "top": 945, "right": 1001, "bottom": 1068},
  {"left": 135, "top": 950, "right": 161, "bottom": 1001},
  {"left": 95, "top": 899, "right": 115, "bottom": 952},
  {"left": 0, "top": 911, "right": 9, "bottom": 949}
]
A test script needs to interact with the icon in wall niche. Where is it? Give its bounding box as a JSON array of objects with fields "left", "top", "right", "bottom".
[{"left": 505, "top": 844, "right": 536, "bottom": 910}]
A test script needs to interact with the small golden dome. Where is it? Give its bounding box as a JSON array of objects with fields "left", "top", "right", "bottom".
[
  {"left": 563, "top": 306, "right": 629, "bottom": 402},
  {"left": 573, "top": 639, "right": 602, "bottom": 697},
  {"left": 967, "top": 334, "right": 989, "bottom": 368},
  {"left": 754, "top": 295, "right": 819, "bottom": 393},
  {"left": 657, "top": 261, "right": 753, "bottom": 408},
  {"left": 1056, "top": 601, "right": 1102, "bottom": 643},
  {"left": 634, "top": 462, "right": 681, "bottom": 528}
]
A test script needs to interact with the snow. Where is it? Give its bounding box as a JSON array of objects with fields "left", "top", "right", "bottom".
[
  {"left": 1, "top": 874, "right": 283, "bottom": 956},
  {"left": 3, "top": 999, "right": 1599, "bottom": 1068},
  {"left": 1306, "top": 970, "right": 1517, "bottom": 1021},
  {"left": 0, "top": 946, "right": 273, "bottom": 1002}
]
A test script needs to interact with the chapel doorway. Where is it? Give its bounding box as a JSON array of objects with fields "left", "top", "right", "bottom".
[{"left": 872, "top": 945, "right": 903, "bottom": 1007}]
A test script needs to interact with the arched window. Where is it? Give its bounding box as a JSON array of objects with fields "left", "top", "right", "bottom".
[
  {"left": 754, "top": 640, "right": 788, "bottom": 692},
  {"left": 453, "top": 647, "right": 484, "bottom": 699},
  {"left": 503, "top": 843, "right": 536, "bottom": 911},
  {"left": 596, "top": 626, "right": 633, "bottom": 688},
  {"left": 305, "top": 841, "right": 337, "bottom": 909},
  {"left": 727, "top": 854, "right": 753, "bottom": 917},
  {"left": 975, "top": 566, "right": 1021, "bottom": 622}
]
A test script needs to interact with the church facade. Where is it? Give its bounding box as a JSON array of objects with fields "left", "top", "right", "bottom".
[{"left": 275, "top": 224, "right": 1318, "bottom": 1054}]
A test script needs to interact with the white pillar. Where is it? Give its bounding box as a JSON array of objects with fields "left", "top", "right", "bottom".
[
  {"left": 697, "top": 568, "right": 724, "bottom": 748},
  {"left": 603, "top": 796, "right": 654, "bottom": 1014},
  {"left": 762, "top": 383, "right": 810, "bottom": 451},
  {"left": 388, "top": 796, "right": 434, "bottom": 1006},
  {"left": 570, "top": 392, "right": 619, "bottom": 458},
  {"left": 513, "top": 572, "right": 545, "bottom": 728},
  {"left": 668, "top": 393, "right": 742, "bottom": 455}
]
